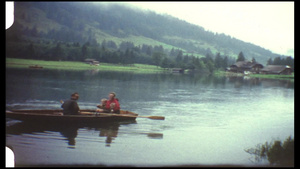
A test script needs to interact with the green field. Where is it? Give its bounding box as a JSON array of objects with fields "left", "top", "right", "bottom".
[
  {"left": 248, "top": 73, "right": 294, "bottom": 80},
  {"left": 6, "top": 58, "right": 167, "bottom": 73}
]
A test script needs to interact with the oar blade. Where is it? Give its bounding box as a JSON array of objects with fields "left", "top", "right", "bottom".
[{"left": 148, "top": 116, "right": 165, "bottom": 120}]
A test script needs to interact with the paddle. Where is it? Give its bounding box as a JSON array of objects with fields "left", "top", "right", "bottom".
[{"left": 81, "top": 112, "right": 165, "bottom": 120}]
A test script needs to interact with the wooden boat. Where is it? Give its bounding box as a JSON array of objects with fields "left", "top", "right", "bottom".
[{"left": 6, "top": 109, "right": 138, "bottom": 124}]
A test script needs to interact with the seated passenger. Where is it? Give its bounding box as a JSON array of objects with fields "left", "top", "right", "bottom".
[
  {"left": 96, "top": 98, "right": 109, "bottom": 113},
  {"left": 105, "top": 92, "right": 120, "bottom": 114},
  {"left": 97, "top": 99, "right": 107, "bottom": 109},
  {"left": 61, "top": 92, "right": 80, "bottom": 115}
]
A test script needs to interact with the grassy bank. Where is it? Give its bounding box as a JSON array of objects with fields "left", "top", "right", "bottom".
[
  {"left": 248, "top": 73, "right": 294, "bottom": 80},
  {"left": 6, "top": 58, "right": 167, "bottom": 73},
  {"left": 214, "top": 70, "right": 294, "bottom": 80}
]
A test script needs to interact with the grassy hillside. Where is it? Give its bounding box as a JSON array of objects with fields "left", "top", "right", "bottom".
[{"left": 7, "top": 2, "right": 285, "bottom": 64}]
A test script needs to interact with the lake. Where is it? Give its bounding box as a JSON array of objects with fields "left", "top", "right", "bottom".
[{"left": 6, "top": 68, "right": 294, "bottom": 167}]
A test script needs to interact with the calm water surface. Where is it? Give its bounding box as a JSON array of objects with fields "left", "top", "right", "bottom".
[{"left": 6, "top": 68, "right": 294, "bottom": 166}]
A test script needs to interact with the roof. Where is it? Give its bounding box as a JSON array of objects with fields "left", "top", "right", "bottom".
[
  {"left": 230, "top": 61, "right": 263, "bottom": 69},
  {"left": 84, "top": 59, "right": 96, "bottom": 62},
  {"left": 261, "top": 65, "right": 291, "bottom": 73}
]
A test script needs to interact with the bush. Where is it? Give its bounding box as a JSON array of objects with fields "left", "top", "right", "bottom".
[{"left": 245, "top": 136, "right": 294, "bottom": 166}]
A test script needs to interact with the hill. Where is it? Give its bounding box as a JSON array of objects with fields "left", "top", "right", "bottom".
[{"left": 6, "top": 2, "right": 285, "bottom": 68}]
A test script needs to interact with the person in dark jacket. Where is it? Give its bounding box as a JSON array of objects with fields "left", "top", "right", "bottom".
[{"left": 61, "top": 92, "right": 80, "bottom": 115}]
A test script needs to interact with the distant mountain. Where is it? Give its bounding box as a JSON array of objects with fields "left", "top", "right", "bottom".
[{"left": 7, "top": 2, "right": 284, "bottom": 64}]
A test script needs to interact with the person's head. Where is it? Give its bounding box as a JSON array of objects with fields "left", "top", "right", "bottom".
[
  {"left": 71, "top": 92, "right": 79, "bottom": 100},
  {"left": 101, "top": 98, "right": 107, "bottom": 104},
  {"left": 108, "top": 92, "right": 116, "bottom": 100}
]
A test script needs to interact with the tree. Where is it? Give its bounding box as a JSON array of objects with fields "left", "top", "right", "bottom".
[
  {"left": 26, "top": 43, "right": 36, "bottom": 59},
  {"left": 273, "top": 57, "right": 282, "bottom": 65},
  {"left": 160, "top": 57, "right": 170, "bottom": 69},
  {"left": 52, "top": 43, "right": 65, "bottom": 61},
  {"left": 81, "top": 43, "right": 89, "bottom": 60},
  {"left": 146, "top": 46, "right": 152, "bottom": 56},
  {"left": 67, "top": 47, "right": 81, "bottom": 61},
  {"left": 183, "top": 55, "right": 189, "bottom": 63},
  {"left": 176, "top": 50, "right": 183, "bottom": 62},
  {"left": 169, "top": 48, "right": 175, "bottom": 57},
  {"left": 222, "top": 56, "right": 228, "bottom": 69},
  {"left": 206, "top": 60, "right": 215, "bottom": 73},
  {"left": 285, "top": 56, "right": 294, "bottom": 69},
  {"left": 101, "top": 40, "right": 106, "bottom": 51},
  {"left": 214, "top": 53, "right": 223, "bottom": 69},
  {"left": 236, "top": 51, "right": 245, "bottom": 62},
  {"left": 267, "top": 58, "right": 273, "bottom": 65},
  {"left": 152, "top": 51, "right": 164, "bottom": 67},
  {"left": 107, "top": 40, "right": 118, "bottom": 49}
]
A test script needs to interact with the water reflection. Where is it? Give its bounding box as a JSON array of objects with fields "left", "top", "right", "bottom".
[
  {"left": 59, "top": 126, "right": 78, "bottom": 149},
  {"left": 6, "top": 69, "right": 294, "bottom": 101},
  {"left": 6, "top": 120, "right": 136, "bottom": 148},
  {"left": 6, "top": 68, "right": 294, "bottom": 90},
  {"left": 226, "top": 76, "right": 294, "bottom": 89},
  {"left": 6, "top": 68, "right": 294, "bottom": 112},
  {"left": 91, "top": 122, "right": 120, "bottom": 147}
]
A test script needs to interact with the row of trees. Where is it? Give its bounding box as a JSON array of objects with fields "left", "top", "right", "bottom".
[{"left": 7, "top": 36, "right": 238, "bottom": 73}]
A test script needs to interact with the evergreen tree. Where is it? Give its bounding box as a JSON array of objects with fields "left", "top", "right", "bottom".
[
  {"left": 169, "top": 48, "right": 175, "bottom": 57},
  {"left": 267, "top": 58, "right": 273, "bottom": 65},
  {"left": 183, "top": 55, "right": 189, "bottom": 63},
  {"left": 107, "top": 40, "right": 118, "bottom": 49},
  {"left": 160, "top": 57, "right": 170, "bottom": 69},
  {"left": 214, "top": 53, "right": 222, "bottom": 69},
  {"left": 26, "top": 43, "right": 36, "bottom": 59},
  {"left": 204, "top": 53, "right": 213, "bottom": 63},
  {"left": 152, "top": 51, "right": 164, "bottom": 67},
  {"left": 176, "top": 50, "right": 183, "bottom": 62},
  {"left": 101, "top": 40, "right": 106, "bottom": 51},
  {"left": 236, "top": 51, "right": 245, "bottom": 62},
  {"left": 52, "top": 43, "right": 65, "bottom": 60},
  {"left": 81, "top": 43, "right": 89, "bottom": 60},
  {"left": 223, "top": 56, "right": 228, "bottom": 69},
  {"left": 146, "top": 46, "right": 152, "bottom": 56},
  {"left": 273, "top": 57, "right": 282, "bottom": 65}
]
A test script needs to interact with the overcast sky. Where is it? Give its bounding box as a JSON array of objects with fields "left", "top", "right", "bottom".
[{"left": 125, "top": 2, "right": 294, "bottom": 57}]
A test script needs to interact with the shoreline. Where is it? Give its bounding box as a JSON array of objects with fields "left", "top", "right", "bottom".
[
  {"left": 6, "top": 58, "right": 168, "bottom": 74},
  {"left": 214, "top": 70, "right": 294, "bottom": 81},
  {"left": 6, "top": 58, "right": 294, "bottom": 80}
]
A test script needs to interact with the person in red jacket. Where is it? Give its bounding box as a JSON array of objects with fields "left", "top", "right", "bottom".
[{"left": 105, "top": 92, "right": 120, "bottom": 114}]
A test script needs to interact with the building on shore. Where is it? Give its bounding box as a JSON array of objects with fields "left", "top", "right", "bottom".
[
  {"left": 84, "top": 59, "right": 100, "bottom": 66},
  {"left": 226, "top": 61, "right": 264, "bottom": 74},
  {"left": 172, "top": 68, "right": 184, "bottom": 74},
  {"left": 260, "top": 65, "right": 292, "bottom": 75}
]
